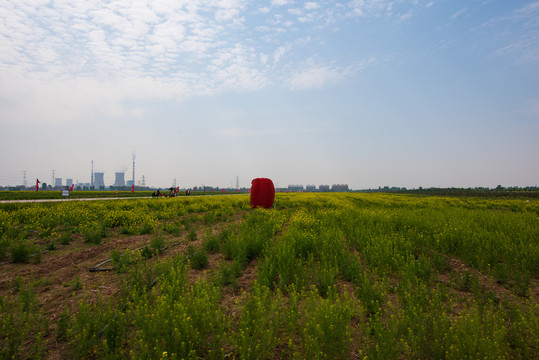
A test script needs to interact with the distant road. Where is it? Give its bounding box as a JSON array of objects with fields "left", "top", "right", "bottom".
[
  {"left": 0, "top": 197, "right": 154, "bottom": 204},
  {"left": 0, "top": 194, "right": 248, "bottom": 204}
]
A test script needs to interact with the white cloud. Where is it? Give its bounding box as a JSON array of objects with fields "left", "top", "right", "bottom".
[
  {"left": 399, "top": 11, "right": 413, "bottom": 22},
  {"left": 286, "top": 57, "right": 375, "bottom": 90},
  {"left": 256, "top": 7, "right": 271, "bottom": 14},
  {"left": 0, "top": 74, "right": 191, "bottom": 125},
  {"left": 271, "top": 0, "right": 290, "bottom": 6},
  {"left": 0, "top": 0, "right": 386, "bottom": 125},
  {"left": 273, "top": 45, "right": 290, "bottom": 63},
  {"left": 304, "top": 2, "right": 319, "bottom": 10},
  {"left": 348, "top": 0, "right": 393, "bottom": 18},
  {"left": 484, "top": 1, "right": 539, "bottom": 64},
  {"left": 260, "top": 53, "right": 269, "bottom": 65},
  {"left": 286, "top": 64, "right": 347, "bottom": 90},
  {"left": 450, "top": 8, "right": 466, "bottom": 20}
]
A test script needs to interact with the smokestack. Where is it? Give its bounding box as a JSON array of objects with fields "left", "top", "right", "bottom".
[
  {"left": 91, "top": 160, "right": 94, "bottom": 188},
  {"left": 132, "top": 153, "right": 136, "bottom": 185}
]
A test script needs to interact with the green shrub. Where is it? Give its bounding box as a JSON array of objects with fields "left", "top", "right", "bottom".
[
  {"left": 218, "top": 261, "right": 242, "bottom": 290},
  {"left": 10, "top": 243, "right": 30, "bottom": 263},
  {"left": 111, "top": 250, "right": 131, "bottom": 272},
  {"left": 57, "top": 309, "right": 70, "bottom": 341},
  {"left": 190, "top": 250, "right": 208, "bottom": 270},
  {"left": 59, "top": 232, "right": 72, "bottom": 245},
  {"left": 203, "top": 234, "right": 220, "bottom": 253},
  {"left": 150, "top": 236, "right": 165, "bottom": 255},
  {"left": 163, "top": 223, "right": 181, "bottom": 236},
  {"left": 46, "top": 240, "right": 57, "bottom": 251},
  {"left": 83, "top": 229, "right": 101, "bottom": 245},
  {"left": 119, "top": 226, "right": 133, "bottom": 235},
  {"left": 0, "top": 238, "right": 9, "bottom": 258},
  {"left": 187, "top": 230, "right": 197, "bottom": 242},
  {"left": 141, "top": 245, "right": 153, "bottom": 259},
  {"left": 139, "top": 223, "right": 154, "bottom": 235}
]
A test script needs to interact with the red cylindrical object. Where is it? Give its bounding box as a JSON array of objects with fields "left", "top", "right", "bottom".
[{"left": 250, "top": 178, "right": 275, "bottom": 209}]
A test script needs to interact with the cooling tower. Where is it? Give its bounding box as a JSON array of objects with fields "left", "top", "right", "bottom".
[
  {"left": 94, "top": 172, "right": 105, "bottom": 189},
  {"left": 55, "top": 178, "right": 63, "bottom": 187},
  {"left": 114, "top": 172, "right": 125, "bottom": 187},
  {"left": 66, "top": 179, "right": 73, "bottom": 187}
]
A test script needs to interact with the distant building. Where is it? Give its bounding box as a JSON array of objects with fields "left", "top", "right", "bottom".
[
  {"left": 306, "top": 185, "right": 316, "bottom": 191},
  {"left": 331, "top": 184, "right": 349, "bottom": 191},
  {"left": 319, "top": 185, "right": 330, "bottom": 191},
  {"left": 126, "top": 180, "right": 134, "bottom": 186},
  {"left": 77, "top": 182, "right": 91, "bottom": 189},
  {"left": 288, "top": 185, "right": 304, "bottom": 191},
  {"left": 94, "top": 172, "right": 105, "bottom": 189},
  {"left": 66, "top": 179, "right": 73, "bottom": 187},
  {"left": 54, "top": 178, "right": 63, "bottom": 187},
  {"left": 114, "top": 172, "right": 125, "bottom": 187}
]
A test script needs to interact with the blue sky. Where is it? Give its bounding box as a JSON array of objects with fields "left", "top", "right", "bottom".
[{"left": 0, "top": 0, "right": 538, "bottom": 189}]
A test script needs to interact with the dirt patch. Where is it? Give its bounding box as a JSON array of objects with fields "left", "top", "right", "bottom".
[{"left": 220, "top": 259, "right": 259, "bottom": 317}]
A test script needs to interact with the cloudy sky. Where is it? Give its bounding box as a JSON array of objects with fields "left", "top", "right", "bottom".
[{"left": 1, "top": 0, "right": 538, "bottom": 189}]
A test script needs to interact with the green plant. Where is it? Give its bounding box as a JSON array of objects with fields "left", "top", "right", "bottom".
[
  {"left": 203, "top": 234, "right": 220, "bottom": 253},
  {"left": 187, "top": 230, "right": 197, "bottom": 242},
  {"left": 139, "top": 222, "right": 154, "bottom": 235},
  {"left": 10, "top": 243, "right": 30, "bottom": 263},
  {"left": 190, "top": 250, "right": 208, "bottom": 270},
  {"left": 83, "top": 229, "right": 101, "bottom": 245},
  {"left": 141, "top": 245, "right": 153, "bottom": 259},
  {"left": 218, "top": 262, "right": 240, "bottom": 290},
  {"left": 111, "top": 250, "right": 132, "bottom": 272},
  {"left": 72, "top": 276, "right": 82, "bottom": 290},
  {"left": 59, "top": 232, "right": 72, "bottom": 245},
  {"left": 57, "top": 309, "right": 69, "bottom": 341},
  {"left": 150, "top": 236, "right": 165, "bottom": 255},
  {"left": 46, "top": 240, "right": 57, "bottom": 251},
  {"left": 163, "top": 222, "right": 181, "bottom": 236},
  {"left": 119, "top": 226, "right": 133, "bottom": 235}
]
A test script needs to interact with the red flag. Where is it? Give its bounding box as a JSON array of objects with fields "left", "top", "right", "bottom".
[
  {"left": 69, "top": 184, "right": 74, "bottom": 191},
  {"left": 131, "top": 184, "right": 134, "bottom": 193},
  {"left": 36, "top": 179, "right": 40, "bottom": 192}
]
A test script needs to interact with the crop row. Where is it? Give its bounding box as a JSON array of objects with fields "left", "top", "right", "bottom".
[{"left": 0, "top": 195, "right": 249, "bottom": 263}]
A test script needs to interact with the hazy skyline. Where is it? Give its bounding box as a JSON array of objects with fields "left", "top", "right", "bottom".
[{"left": 1, "top": 0, "right": 538, "bottom": 189}]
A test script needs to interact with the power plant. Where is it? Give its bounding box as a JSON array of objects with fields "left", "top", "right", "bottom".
[
  {"left": 89, "top": 155, "right": 135, "bottom": 189},
  {"left": 114, "top": 172, "right": 125, "bottom": 187},
  {"left": 94, "top": 172, "right": 105, "bottom": 189}
]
